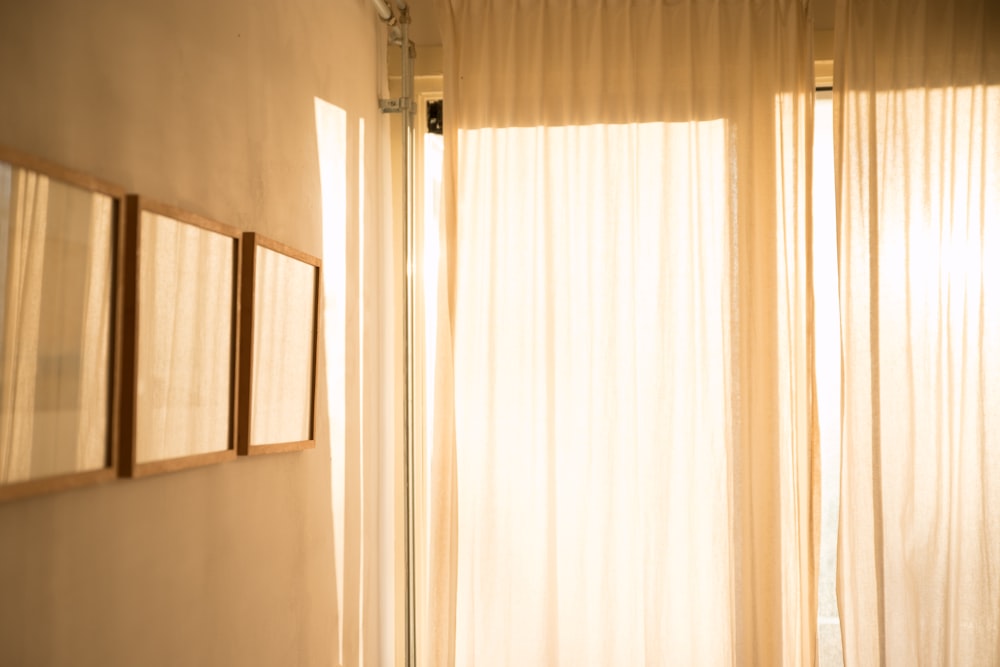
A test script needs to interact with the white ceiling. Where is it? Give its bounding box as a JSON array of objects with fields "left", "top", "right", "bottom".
[{"left": 401, "top": 0, "right": 835, "bottom": 47}]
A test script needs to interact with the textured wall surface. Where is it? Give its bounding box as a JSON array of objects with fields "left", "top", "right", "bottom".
[{"left": 0, "top": 0, "right": 381, "bottom": 664}]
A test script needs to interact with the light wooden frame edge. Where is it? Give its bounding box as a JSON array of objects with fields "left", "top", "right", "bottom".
[
  {"left": 118, "top": 195, "right": 242, "bottom": 478},
  {"left": 236, "top": 232, "right": 322, "bottom": 457},
  {"left": 0, "top": 145, "right": 124, "bottom": 503}
]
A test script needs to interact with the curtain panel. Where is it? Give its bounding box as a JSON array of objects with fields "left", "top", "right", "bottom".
[
  {"left": 428, "top": 1, "right": 817, "bottom": 665},
  {"left": 835, "top": 0, "right": 1000, "bottom": 664}
]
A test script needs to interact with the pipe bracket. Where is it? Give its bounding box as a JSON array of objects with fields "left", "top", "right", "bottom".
[{"left": 379, "top": 97, "right": 412, "bottom": 114}]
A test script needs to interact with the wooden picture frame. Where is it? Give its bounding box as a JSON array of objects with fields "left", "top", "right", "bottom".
[
  {"left": 0, "top": 146, "right": 124, "bottom": 502},
  {"left": 237, "top": 233, "right": 320, "bottom": 456},
  {"left": 119, "top": 196, "right": 241, "bottom": 477}
]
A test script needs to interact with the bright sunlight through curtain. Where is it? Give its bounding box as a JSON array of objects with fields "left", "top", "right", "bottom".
[
  {"left": 428, "top": 1, "right": 817, "bottom": 664},
  {"left": 834, "top": 0, "right": 1000, "bottom": 664}
]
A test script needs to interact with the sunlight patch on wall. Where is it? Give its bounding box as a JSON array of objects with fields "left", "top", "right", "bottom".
[{"left": 314, "top": 95, "right": 347, "bottom": 661}]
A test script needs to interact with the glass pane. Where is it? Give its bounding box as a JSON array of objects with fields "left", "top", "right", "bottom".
[
  {"left": 0, "top": 162, "right": 114, "bottom": 483},
  {"left": 135, "top": 212, "right": 234, "bottom": 462},
  {"left": 250, "top": 246, "right": 315, "bottom": 445}
]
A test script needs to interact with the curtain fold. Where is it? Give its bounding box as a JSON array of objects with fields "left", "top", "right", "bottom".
[
  {"left": 428, "top": 1, "right": 817, "bottom": 664},
  {"left": 834, "top": 1, "right": 1000, "bottom": 665}
]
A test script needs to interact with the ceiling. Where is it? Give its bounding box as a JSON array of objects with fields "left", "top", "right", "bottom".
[
  {"left": 402, "top": 0, "right": 440, "bottom": 46},
  {"left": 401, "top": 0, "right": 835, "bottom": 47}
]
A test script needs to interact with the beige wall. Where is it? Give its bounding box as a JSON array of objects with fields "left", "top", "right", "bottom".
[{"left": 0, "top": 0, "right": 384, "bottom": 665}]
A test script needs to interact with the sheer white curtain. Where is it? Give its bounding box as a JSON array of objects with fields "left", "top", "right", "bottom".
[
  {"left": 835, "top": 0, "right": 1000, "bottom": 664},
  {"left": 427, "top": 1, "right": 817, "bottom": 664}
]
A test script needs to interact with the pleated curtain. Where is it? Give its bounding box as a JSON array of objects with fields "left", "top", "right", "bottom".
[
  {"left": 834, "top": 0, "right": 1000, "bottom": 664},
  {"left": 427, "top": 1, "right": 818, "bottom": 664}
]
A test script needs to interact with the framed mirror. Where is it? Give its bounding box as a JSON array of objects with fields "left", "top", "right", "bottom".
[
  {"left": 0, "top": 147, "right": 122, "bottom": 502},
  {"left": 120, "top": 197, "right": 241, "bottom": 477},
  {"left": 237, "top": 233, "right": 320, "bottom": 456}
]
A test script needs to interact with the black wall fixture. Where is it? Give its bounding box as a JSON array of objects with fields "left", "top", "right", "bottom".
[{"left": 427, "top": 99, "right": 443, "bottom": 135}]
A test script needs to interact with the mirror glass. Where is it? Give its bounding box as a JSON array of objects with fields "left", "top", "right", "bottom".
[
  {"left": 250, "top": 245, "right": 316, "bottom": 445},
  {"left": 135, "top": 211, "right": 235, "bottom": 463},
  {"left": 0, "top": 161, "right": 114, "bottom": 485}
]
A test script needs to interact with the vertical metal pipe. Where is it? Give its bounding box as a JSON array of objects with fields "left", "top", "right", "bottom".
[
  {"left": 373, "top": 1, "right": 416, "bottom": 662},
  {"left": 399, "top": 7, "right": 418, "bottom": 667}
]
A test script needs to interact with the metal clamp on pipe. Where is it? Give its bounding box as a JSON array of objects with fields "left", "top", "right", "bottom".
[
  {"left": 377, "top": 2, "right": 415, "bottom": 112},
  {"left": 371, "top": 0, "right": 396, "bottom": 24}
]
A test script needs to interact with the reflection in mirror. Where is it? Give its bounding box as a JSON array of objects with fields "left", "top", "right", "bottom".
[
  {"left": 0, "top": 158, "right": 116, "bottom": 496},
  {"left": 137, "top": 213, "right": 234, "bottom": 462},
  {"left": 238, "top": 234, "right": 319, "bottom": 455},
  {"left": 251, "top": 246, "right": 316, "bottom": 444},
  {"left": 122, "top": 198, "right": 240, "bottom": 477}
]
